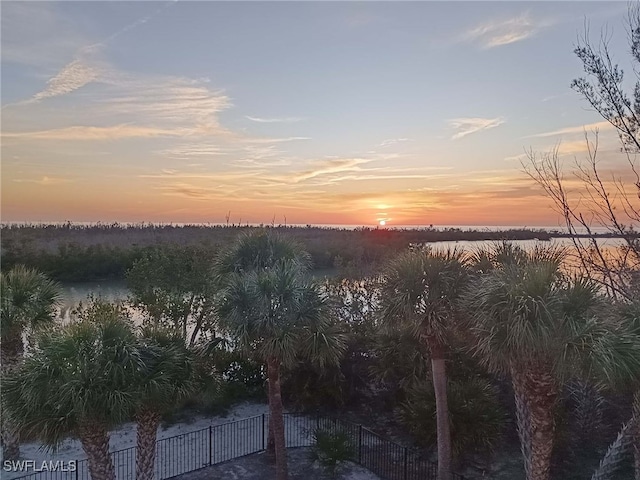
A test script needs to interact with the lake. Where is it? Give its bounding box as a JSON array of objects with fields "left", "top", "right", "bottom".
[{"left": 58, "top": 237, "right": 627, "bottom": 318}]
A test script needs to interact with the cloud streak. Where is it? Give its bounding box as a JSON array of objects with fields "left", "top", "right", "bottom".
[
  {"left": 246, "top": 116, "right": 304, "bottom": 123},
  {"left": 379, "top": 138, "right": 411, "bottom": 147},
  {"left": 449, "top": 117, "right": 504, "bottom": 140},
  {"left": 13, "top": 176, "right": 72, "bottom": 185},
  {"left": 25, "top": 1, "right": 177, "bottom": 104},
  {"left": 286, "top": 158, "right": 373, "bottom": 183},
  {"left": 463, "top": 13, "right": 550, "bottom": 49},
  {"left": 31, "top": 59, "right": 101, "bottom": 102},
  {"left": 526, "top": 121, "right": 614, "bottom": 138},
  {"left": 2, "top": 124, "right": 191, "bottom": 141}
]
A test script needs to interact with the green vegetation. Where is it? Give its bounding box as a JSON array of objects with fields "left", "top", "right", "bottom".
[
  {"left": 463, "top": 244, "right": 640, "bottom": 480},
  {"left": 309, "top": 425, "right": 356, "bottom": 478},
  {"left": 397, "top": 376, "right": 506, "bottom": 458},
  {"left": 2, "top": 300, "right": 141, "bottom": 480},
  {"left": 1, "top": 222, "right": 570, "bottom": 282},
  {"left": 127, "top": 244, "right": 219, "bottom": 346},
  {"left": 0, "top": 265, "right": 62, "bottom": 461},
  {"left": 2, "top": 231, "right": 640, "bottom": 480}
]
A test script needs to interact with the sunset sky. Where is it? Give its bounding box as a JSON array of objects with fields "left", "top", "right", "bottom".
[{"left": 1, "top": 1, "right": 631, "bottom": 227}]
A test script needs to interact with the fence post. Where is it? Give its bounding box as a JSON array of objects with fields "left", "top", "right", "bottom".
[
  {"left": 358, "top": 424, "right": 363, "bottom": 464},
  {"left": 208, "top": 425, "right": 212, "bottom": 465},
  {"left": 262, "top": 413, "right": 266, "bottom": 451},
  {"left": 75, "top": 461, "right": 79, "bottom": 480},
  {"left": 404, "top": 447, "right": 408, "bottom": 480}
]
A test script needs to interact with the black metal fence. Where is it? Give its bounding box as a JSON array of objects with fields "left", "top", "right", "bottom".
[
  {"left": 8, "top": 414, "right": 467, "bottom": 480},
  {"left": 313, "top": 416, "right": 467, "bottom": 480}
]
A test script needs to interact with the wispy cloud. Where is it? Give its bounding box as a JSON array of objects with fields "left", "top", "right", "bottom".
[
  {"left": 526, "top": 121, "right": 614, "bottom": 138},
  {"left": 504, "top": 152, "right": 529, "bottom": 162},
  {"left": 463, "top": 13, "right": 551, "bottom": 49},
  {"left": 21, "top": 2, "right": 176, "bottom": 104},
  {"left": 449, "top": 117, "right": 504, "bottom": 140},
  {"left": 379, "top": 138, "right": 411, "bottom": 147},
  {"left": 31, "top": 59, "right": 102, "bottom": 102},
  {"left": 5, "top": 71, "right": 234, "bottom": 140},
  {"left": 158, "top": 144, "right": 229, "bottom": 159},
  {"left": 245, "top": 116, "right": 304, "bottom": 123},
  {"left": 2, "top": 125, "right": 191, "bottom": 141},
  {"left": 98, "top": 76, "right": 233, "bottom": 135},
  {"left": 13, "top": 176, "right": 72, "bottom": 185},
  {"left": 245, "top": 137, "right": 311, "bottom": 144},
  {"left": 555, "top": 141, "right": 590, "bottom": 155},
  {"left": 287, "top": 158, "right": 373, "bottom": 183}
]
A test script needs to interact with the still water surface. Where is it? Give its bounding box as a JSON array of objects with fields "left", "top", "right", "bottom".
[{"left": 58, "top": 237, "right": 626, "bottom": 320}]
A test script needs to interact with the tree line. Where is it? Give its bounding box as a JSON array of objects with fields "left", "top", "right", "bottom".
[{"left": 0, "top": 224, "right": 567, "bottom": 282}]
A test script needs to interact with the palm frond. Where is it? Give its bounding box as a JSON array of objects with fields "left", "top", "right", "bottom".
[
  {"left": 1, "top": 266, "right": 62, "bottom": 339},
  {"left": 2, "top": 298, "right": 141, "bottom": 450},
  {"left": 379, "top": 248, "right": 470, "bottom": 345},
  {"left": 214, "top": 229, "right": 311, "bottom": 275}
]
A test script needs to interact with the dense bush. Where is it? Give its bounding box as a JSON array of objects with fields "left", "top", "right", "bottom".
[
  {"left": 281, "top": 361, "right": 347, "bottom": 410},
  {"left": 397, "top": 376, "right": 507, "bottom": 459},
  {"left": 187, "top": 347, "right": 266, "bottom": 414},
  {"left": 309, "top": 424, "right": 356, "bottom": 477}
]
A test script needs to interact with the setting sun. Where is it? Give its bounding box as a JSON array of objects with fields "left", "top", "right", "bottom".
[{"left": 379, "top": 220, "right": 386, "bottom": 226}]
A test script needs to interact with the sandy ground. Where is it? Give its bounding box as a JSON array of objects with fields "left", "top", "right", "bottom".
[{"left": 172, "top": 447, "right": 381, "bottom": 480}]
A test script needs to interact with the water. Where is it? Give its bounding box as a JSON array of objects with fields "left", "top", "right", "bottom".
[
  {"left": 58, "top": 237, "right": 627, "bottom": 314},
  {"left": 423, "top": 236, "right": 626, "bottom": 253},
  {"left": 59, "top": 280, "right": 138, "bottom": 323}
]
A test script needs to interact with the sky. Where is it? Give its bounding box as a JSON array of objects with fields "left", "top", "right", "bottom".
[{"left": 0, "top": 1, "right": 634, "bottom": 227}]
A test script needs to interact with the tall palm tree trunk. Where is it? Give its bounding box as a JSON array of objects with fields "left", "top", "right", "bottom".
[
  {"left": 512, "top": 367, "right": 557, "bottom": 480},
  {"left": 429, "top": 340, "right": 451, "bottom": 480},
  {"left": 511, "top": 370, "right": 532, "bottom": 479},
  {"left": 136, "top": 407, "right": 162, "bottom": 480},
  {"left": 1, "top": 331, "right": 24, "bottom": 461},
  {"left": 78, "top": 422, "right": 116, "bottom": 480},
  {"left": 633, "top": 390, "right": 640, "bottom": 480},
  {"left": 1, "top": 419, "right": 20, "bottom": 462},
  {"left": 267, "top": 358, "right": 288, "bottom": 480},
  {"left": 267, "top": 413, "right": 275, "bottom": 459}
]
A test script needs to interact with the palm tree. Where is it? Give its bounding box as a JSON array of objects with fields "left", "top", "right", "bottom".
[
  {"left": 217, "top": 259, "right": 345, "bottom": 480},
  {"left": 214, "top": 229, "right": 311, "bottom": 456},
  {"left": 463, "top": 243, "right": 640, "bottom": 480},
  {"left": 135, "top": 327, "right": 196, "bottom": 480},
  {"left": 592, "top": 300, "right": 640, "bottom": 480},
  {"left": 0, "top": 265, "right": 61, "bottom": 461},
  {"left": 379, "top": 246, "right": 469, "bottom": 480},
  {"left": 215, "top": 229, "right": 311, "bottom": 275},
  {"left": 2, "top": 299, "right": 140, "bottom": 480}
]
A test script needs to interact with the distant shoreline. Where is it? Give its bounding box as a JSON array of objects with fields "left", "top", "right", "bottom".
[
  {"left": 1, "top": 223, "right": 634, "bottom": 283},
  {"left": 1, "top": 221, "right": 634, "bottom": 238}
]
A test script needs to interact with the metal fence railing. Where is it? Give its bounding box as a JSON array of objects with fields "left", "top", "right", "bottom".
[
  {"left": 312, "top": 416, "right": 467, "bottom": 480},
  {"left": 8, "top": 413, "right": 467, "bottom": 480}
]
